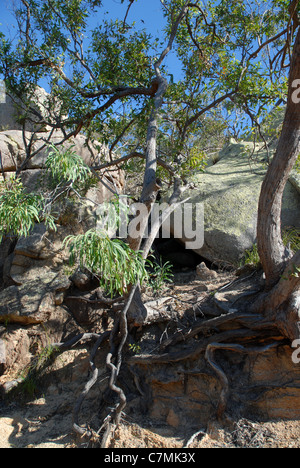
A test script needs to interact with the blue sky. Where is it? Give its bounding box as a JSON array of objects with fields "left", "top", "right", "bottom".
[
  {"left": 0, "top": 0, "right": 180, "bottom": 71},
  {"left": 101, "top": 0, "right": 165, "bottom": 32},
  {"left": 0, "top": 0, "right": 166, "bottom": 40},
  {"left": 0, "top": 0, "right": 287, "bottom": 134},
  {"left": 1, "top": 1, "right": 17, "bottom": 38},
  {"left": 93, "top": 0, "right": 181, "bottom": 72}
]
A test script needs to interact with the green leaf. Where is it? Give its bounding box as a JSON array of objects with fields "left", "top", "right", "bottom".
[
  {"left": 63, "top": 230, "right": 148, "bottom": 296},
  {"left": 0, "top": 177, "right": 55, "bottom": 239}
]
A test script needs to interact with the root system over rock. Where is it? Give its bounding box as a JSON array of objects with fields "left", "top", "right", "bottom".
[{"left": 12, "top": 267, "right": 295, "bottom": 449}]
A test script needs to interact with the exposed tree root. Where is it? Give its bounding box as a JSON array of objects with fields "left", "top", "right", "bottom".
[
  {"left": 251, "top": 252, "right": 300, "bottom": 341},
  {"left": 52, "top": 332, "right": 106, "bottom": 351},
  {"left": 49, "top": 270, "right": 299, "bottom": 447},
  {"left": 13, "top": 282, "right": 295, "bottom": 447},
  {"left": 72, "top": 331, "right": 111, "bottom": 438},
  {"left": 128, "top": 311, "right": 280, "bottom": 365},
  {"left": 205, "top": 340, "right": 285, "bottom": 420},
  {"left": 65, "top": 294, "right": 124, "bottom": 307},
  {"left": 157, "top": 311, "right": 274, "bottom": 352},
  {"left": 128, "top": 308, "right": 289, "bottom": 422},
  {"left": 93, "top": 285, "right": 138, "bottom": 446}
]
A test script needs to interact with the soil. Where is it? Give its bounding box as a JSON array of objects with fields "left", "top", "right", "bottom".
[
  {"left": 0, "top": 399, "right": 299, "bottom": 448},
  {"left": 0, "top": 266, "right": 299, "bottom": 449}
]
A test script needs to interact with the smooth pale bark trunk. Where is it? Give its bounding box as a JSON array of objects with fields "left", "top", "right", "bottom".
[
  {"left": 127, "top": 77, "right": 168, "bottom": 253},
  {"left": 257, "top": 27, "right": 300, "bottom": 289},
  {"left": 126, "top": 77, "right": 168, "bottom": 325},
  {"left": 126, "top": 3, "right": 189, "bottom": 327}
]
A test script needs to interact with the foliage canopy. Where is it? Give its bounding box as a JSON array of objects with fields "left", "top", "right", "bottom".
[
  {"left": 0, "top": 0, "right": 294, "bottom": 168},
  {"left": 0, "top": 0, "right": 298, "bottom": 291},
  {"left": 0, "top": 177, "right": 56, "bottom": 242}
]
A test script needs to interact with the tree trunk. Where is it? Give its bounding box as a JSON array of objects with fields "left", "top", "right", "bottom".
[
  {"left": 127, "top": 77, "right": 168, "bottom": 253},
  {"left": 253, "top": 251, "right": 300, "bottom": 340},
  {"left": 254, "top": 27, "right": 300, "bottom": 341},
  {"left": 257, "top": 27, "right": 300, "bottom": 289},
  {"left": 127, "top": 2, "right": 189, "bottom": 253}
]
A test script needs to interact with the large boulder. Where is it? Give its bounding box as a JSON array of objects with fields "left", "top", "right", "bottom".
[
  {"left": 7, "top": 223, "right": 72, "bottom": 285},
  {"left": 0, "top": 275, "right": 71, "bottom": 325},
  {"left": 0, "top": 82, "right": 125, "bottom": 199},
  {"left": 290, "top": 171, "right": 300, "bottom": 195},
  {"left": 0, "top": 81, "right": 64, "bottom": 133},
  {"left": 0, "top": 84, "right": 125, "bottom": 388},
  {"left": 173, "top": 140, "right": 300, "bottom": 266},
  {"left": 0, "top": 129, "right": 124, "bottom": 198}
]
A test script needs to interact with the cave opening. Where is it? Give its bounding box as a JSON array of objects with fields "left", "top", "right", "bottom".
[{"left": 152, "top": 235, "right": 210, "bottom": 273}]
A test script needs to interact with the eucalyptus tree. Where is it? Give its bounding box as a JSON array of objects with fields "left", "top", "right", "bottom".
[
  {"left": 0, "top": 0, "right": 300, "bottom": 437},
  {"left": 1, "top": 0, "right": 295, "bottom": 262}
]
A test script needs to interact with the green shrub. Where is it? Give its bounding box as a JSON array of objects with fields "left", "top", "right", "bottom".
[
  {"left": 240, "top": 243, "right": 261, "bottom": 268},
  {"left": 147, "top": 255, "right": 174, "bottom": 293},
  {"left": 64, "top": 230, "right": 148, "bottom": 296},
  {"left": 0, "top": 177, "right": 56, "bottom": 241},
  {"left": 45, "top": 143, "right": 92, "bottom": 187},
  {"left": 240, "top": 227, "right": 300, "bottom": 269},
  {"left": 283, "top": 227, "right": 300, "bottom": 253}
]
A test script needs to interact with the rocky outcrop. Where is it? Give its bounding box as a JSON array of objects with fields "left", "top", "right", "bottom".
[
  {"left": 172, "top": 139, "right": 300, "bottom": 265},
  {"left": 0, "top": 218, "right": 85, "bottom": 379},
  {"left": 0, "top": 129, "right": 124, "bottom": 201},
  {"left": 0, "top": 129, "right": 113, "bottom": 171},
  {"left": 0, "top": 270, "right": 72, "bottom": 379},
  {"left": 147, "top": 343, "right": 300, "bottom": 426},
  {"left": 0, "top": 222, "right": 73, "bottom": 376},
  {"left": 0, "top": 276, "right": 71, "bottom": 325},
  {"left": 0, "top": 85, "right": 125, "bottom": 385},
  {"left": 9, "top": 223, "right": 72, "bottom": 285},
  {"left": 0, "top": 82, "right": 124, "bottom": 199},
  {"left": 0, "top": 82, "right": 64, "bottom": 133},
  {"left": 290, "top": 170, "right": 300, "bottom": 195}
]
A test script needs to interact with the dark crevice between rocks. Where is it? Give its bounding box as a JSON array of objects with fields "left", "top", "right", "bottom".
[
  {"left": 0, "top": 236, "right": 18, "bottom": 291},
  {"left": 152, "top": 235, "right": 211, "bottom": 274}
]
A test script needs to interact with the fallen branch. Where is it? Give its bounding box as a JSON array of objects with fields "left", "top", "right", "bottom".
[
  {"left": 158, "top": 311, "right": 271, "bottom": 352},
  {"left": 66, "top": 295, "right": 124, "bottom": 307},
  {"left": 52, "top": 332, "right": 103, "bottom": 350},
  {"left": 128, "top": 328, "right": 270, "bottom": 365}
]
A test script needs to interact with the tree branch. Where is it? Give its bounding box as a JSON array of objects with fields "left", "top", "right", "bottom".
[
  {"left": 155, "top": 1, "right": 190, "bottom": 74},
  {"left": 14, "top": 58, "right": 159, "bottom": 100},
  {"left": 20, "top": 0, "right": 31, "bottom": 48},
  {"left": 93, "top": 151, "right": 175, "bottom": 176}
]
